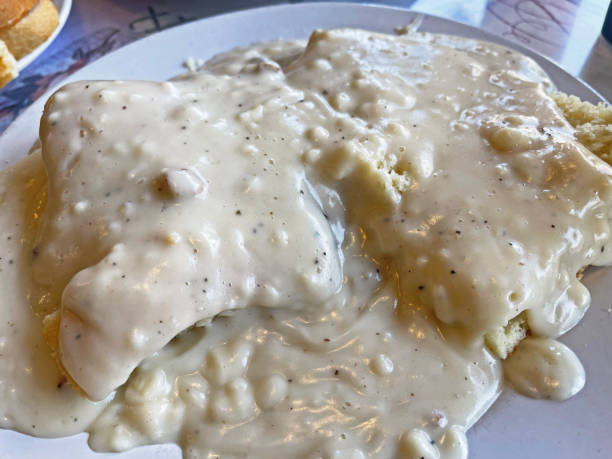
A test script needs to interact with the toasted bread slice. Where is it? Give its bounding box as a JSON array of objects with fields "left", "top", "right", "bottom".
[{"left": 0, "top": 0, "right": 58, "bottom": 60}]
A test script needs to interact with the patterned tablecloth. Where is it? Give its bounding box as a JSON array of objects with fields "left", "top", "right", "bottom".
[{"left": 0, "top": 0, "right": 610, "bottom": 134}]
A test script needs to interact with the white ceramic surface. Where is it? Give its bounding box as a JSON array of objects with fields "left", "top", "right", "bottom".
[
  {"left": 0, "top": 3, "right": 610, "bottom": 458},
  {"left": 16, "top": 0, "right": 72, "bottom": 72}
]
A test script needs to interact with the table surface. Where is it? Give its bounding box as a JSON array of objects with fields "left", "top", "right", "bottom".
[{"left": 0, "top": 0, "right": 610, "bottom": 135}]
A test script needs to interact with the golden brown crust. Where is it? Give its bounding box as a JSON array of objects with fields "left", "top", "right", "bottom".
[
  {"left": 0, "top": 39, "right": 18, "bottom": 88},
  {"left": 0, "top": 0, "right": 37, "bottom": 31},
  {"left": 0, "top": 0, "right": 58, "bottom": 60}
]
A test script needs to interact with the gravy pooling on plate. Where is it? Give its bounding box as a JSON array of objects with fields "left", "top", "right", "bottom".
[{"left": 1, "top": 28, "right": 611, "bottom": 458}]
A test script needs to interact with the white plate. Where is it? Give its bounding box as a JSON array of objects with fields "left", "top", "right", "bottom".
[
  {"left": 0, "top": 3, "right": 610, "bottom": 459},
  {"left": 16, "top": 0, "right": 72, "bottom": 72}
]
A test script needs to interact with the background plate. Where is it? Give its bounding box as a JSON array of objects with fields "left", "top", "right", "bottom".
[{"left": 0, "top": 3, "right": 610, "bottom": 458}]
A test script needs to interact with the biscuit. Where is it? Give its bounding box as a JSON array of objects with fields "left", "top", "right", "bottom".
[
  {"left": 0, "top": 39, "right": 18, "bottom": 88},
  {"left": 553, "top": 91, "right": 612, "bottom": 164},
  {"left": 0, "top": 0, "right": 37, "bottom": 30}
]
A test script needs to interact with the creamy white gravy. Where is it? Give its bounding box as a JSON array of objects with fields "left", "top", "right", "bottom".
[
  {"left": 1, "top": 28, "right": 611, "bottom": 458},
  {"left": 503, "top": 337, "right": 585, "bottom": 400}
]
